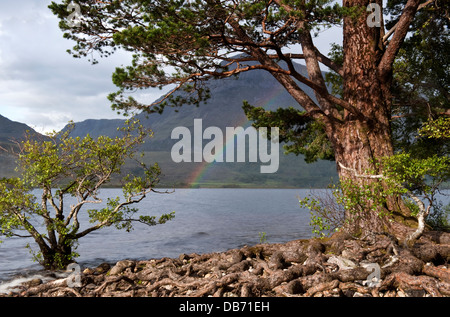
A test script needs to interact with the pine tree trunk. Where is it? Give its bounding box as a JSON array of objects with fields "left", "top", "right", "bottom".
[
  {"left": 331, "top": 120, "right": 393, "bottom": 234},
  {"left": 325, "top": 0, "right": 412, "bottom": 236}
]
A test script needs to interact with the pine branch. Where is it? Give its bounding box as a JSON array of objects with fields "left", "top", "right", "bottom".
[{"left": 379, "top": 0, "right": 422, "bottom": 80}]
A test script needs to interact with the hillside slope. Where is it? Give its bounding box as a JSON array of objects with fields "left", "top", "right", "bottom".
[{"left": 0, "top": 115, "right": 47, "bottom": 178}]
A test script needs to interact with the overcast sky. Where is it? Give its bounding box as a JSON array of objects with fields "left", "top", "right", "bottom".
[{"left": 0, "top": 1, "right": 342, "bottom": 134}]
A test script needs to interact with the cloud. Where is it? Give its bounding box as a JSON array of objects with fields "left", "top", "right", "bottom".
[{"left": 0, "top": 0, "right": 147, "bottom": 133}]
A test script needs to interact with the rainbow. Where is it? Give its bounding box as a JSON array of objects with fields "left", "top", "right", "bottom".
[{"left": 186, "top": 86, "right": 287, "bottom": 187}]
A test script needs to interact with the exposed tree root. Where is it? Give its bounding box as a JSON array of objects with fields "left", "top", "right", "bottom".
[{"left": 2, "top": 231, "right": 449, "bottom": 297}]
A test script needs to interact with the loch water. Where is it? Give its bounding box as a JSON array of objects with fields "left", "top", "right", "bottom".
[{"left": 0, "top": 188, "right": 316, "bottom": 286}]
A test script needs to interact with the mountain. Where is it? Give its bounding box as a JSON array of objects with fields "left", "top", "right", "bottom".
[
  {"left": 0, "top": 115, "right": 47, "bottom": 178},
  {"left": 63, "top": 63, "right": 338, "bottom": 188},
  {"left": 0, "top": 115, "right": 36, "bottom": 147}
]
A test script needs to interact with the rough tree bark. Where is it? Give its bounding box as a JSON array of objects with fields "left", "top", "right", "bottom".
[{"left": 320, "top": 0, "right": 421, "bottom": 236}]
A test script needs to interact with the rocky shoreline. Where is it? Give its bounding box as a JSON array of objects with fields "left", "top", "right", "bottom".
[{"left": 1, "top": 231, "right": 449, "bottom": 297}]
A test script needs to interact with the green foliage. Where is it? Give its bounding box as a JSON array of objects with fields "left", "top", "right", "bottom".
[
  {"left": 382, "top": 152, "right": 450, "bottom": 195},
  {"left": 299, "top": 196, "right": 333, "bottom": 238},
  {"left": 299, "top": 188, "right": 345, "bottom": 238},
  {"left": 426, "top": 203, "right": 450, "bottom": 232},
  {"left": 48, "top": 0, "right": 449, "bottom": 158},
  {"left": 243, "top": 101, "right": 334, "bottom": 163},
  {"left": 48, "top": 0, "right": 351, "bottom": 115},
  {"left": 300, "top": 152, "right": 450, "bottom": 236},
  {"left": 300, "top": 179, "right": 389, "bottom": 237},
  {"left": 258, "top": 231, "right": 268, "bottom": 244},
  {"left": 48, "top": 0, "right": 449, "bottom": 237},
  {"left": 0, "top": 119, "right": 174, "bottom": 269},
  {"left": 382, "top": 152, "right": 450, "bottom": 230},
  {"left": 388, "top": 0, "right": 449, "bottom": 158},
  {"left": 419, "top": 117, "right": 450, "bottom": 140},
  {"left": 0, "top": 178, "right": 38, "bottom": 238},
  {"left": 48, "top": 0, "right": 447, "bottom": 166},
  {"left": 324, "top": 43, "right": 344, "bottom": 97}
]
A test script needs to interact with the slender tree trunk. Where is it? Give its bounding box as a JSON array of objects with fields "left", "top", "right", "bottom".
[
  {"left": 17, "top": 214, "right": 69, "bottom": 270},
  {"left": 34, "top": 236, "right": 73, "bottom": 270}
]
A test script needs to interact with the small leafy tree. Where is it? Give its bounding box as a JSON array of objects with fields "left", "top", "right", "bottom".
[
  {"left": 0, "top": 119, "right": 174, "bottom": 270},
  {"left": 299, "top": 189, "right": 345, "bottom": 238}
]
